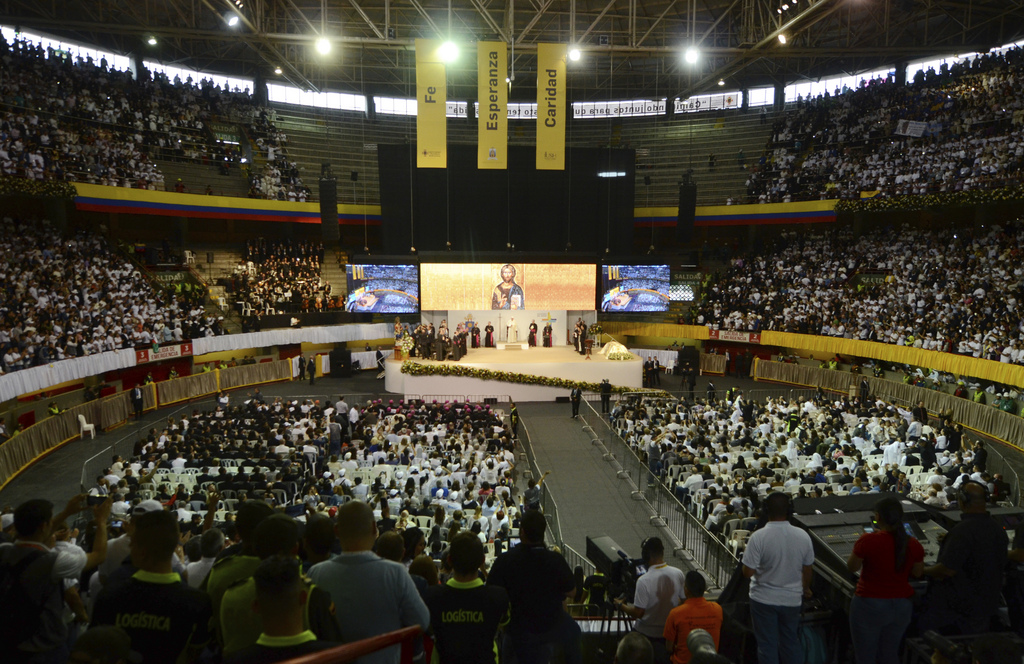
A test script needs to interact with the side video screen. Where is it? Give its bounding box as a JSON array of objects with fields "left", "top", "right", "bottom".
[
  {"left": 600, "top": 265, "right": 670, "bottom": 312},
  {"left": 345, "top": 264, "right": 420, "bottom": 313}
]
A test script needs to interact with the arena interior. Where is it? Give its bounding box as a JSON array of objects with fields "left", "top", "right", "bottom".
[{"left": 3, "top": 1, "right": 1024, "bottom": 663}]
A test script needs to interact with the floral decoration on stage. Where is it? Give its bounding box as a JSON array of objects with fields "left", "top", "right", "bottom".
[
  {"left": 0, "top": 176, "right": 78, "bottom": 200},
  {"left": 399, "top": 333, "right": 415, "bottom": 356},
  {"left": 588, "top": 323, "right": 603, "bottom": 337},
  {"left": 399, "top": 360, "right": 663, "bottom": 394},
  {"left": 834, "top": 185, "right": 1024, "bottom": 213}
]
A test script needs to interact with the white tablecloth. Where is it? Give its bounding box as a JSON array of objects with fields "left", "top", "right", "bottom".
[
  {"left": 629, "top": 348, "right": 678, "bottom": 371},
  {"left": 352, "top": 349, "right": 394, "bottom": 370}
]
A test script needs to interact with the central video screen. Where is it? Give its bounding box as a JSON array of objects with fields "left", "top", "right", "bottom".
[
  {"left": 421, "top": 263, "right": 596, "bottom": 310},
  {"left": 600, "top": 265, "right": 670, "bottom": 312},
  {"left": 345, "top": 264, "right": 420, "bottom": 313}
]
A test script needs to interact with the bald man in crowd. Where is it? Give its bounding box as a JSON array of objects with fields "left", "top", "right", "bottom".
[{"left": 307, "top": 501, "right": 429, "bottom": 664}]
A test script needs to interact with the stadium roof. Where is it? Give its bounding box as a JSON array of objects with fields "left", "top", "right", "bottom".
[{"left": 7, "top": 0, "right": 1024, "bottom": 99}]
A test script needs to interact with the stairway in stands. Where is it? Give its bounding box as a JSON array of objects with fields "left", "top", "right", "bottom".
[{"left": 154, "top": 159, "right": 250, "bottom": 198}]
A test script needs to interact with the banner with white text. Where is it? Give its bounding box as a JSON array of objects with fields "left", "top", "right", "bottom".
[
  {"left": 536, "top": 43, "right": 567, "bottom": 170},
  {"left": 415, "top": 39, "right": 447, "bottom": 168},
  {"left": 477, "top": 42, "right": 507, "bottom": 169}
]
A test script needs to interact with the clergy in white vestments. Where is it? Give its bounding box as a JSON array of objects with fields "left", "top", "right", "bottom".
[{"left": 507, "top": 317, "right": 518, "bottom": 342}]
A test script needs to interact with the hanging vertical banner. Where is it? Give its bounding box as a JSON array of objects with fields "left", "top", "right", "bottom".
[
  {"left": 536, "top": 43, "right": 567, "bottom": 170},
  {"left": 477, "top": 41, "right": 508, "bottom": 170},
  {"left": 415, "top": 39, "right": 447, "bottom": 168}
]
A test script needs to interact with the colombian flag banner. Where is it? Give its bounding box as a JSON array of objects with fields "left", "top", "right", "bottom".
[
  {"left": 415, "top": 39, "right": 447, "bottom": 168},
  {"left": 477, "top": 42, "right": 508, "bottom": 170},
  {"left": 536, "top": 43, "right": 567, "bottom": 170}
]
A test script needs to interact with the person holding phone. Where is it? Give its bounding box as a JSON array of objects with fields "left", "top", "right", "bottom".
[{"left": 846, "top": 496, "right": 924, "bottom": 664}]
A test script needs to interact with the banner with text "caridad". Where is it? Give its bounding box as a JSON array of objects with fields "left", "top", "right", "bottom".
[
  {"left": 415, "top": 39, "right": 447, "bottom": 168},
  {"left": 536, "top": 43, "right": 567, "bottom": 170},
  {"left": 477, "top": 42, "right": 507, "bottom": 169}
]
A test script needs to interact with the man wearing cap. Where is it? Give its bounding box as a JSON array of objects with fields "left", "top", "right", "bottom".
[{"left": 91, "top": 509, "right": 212, "bottom": 664}]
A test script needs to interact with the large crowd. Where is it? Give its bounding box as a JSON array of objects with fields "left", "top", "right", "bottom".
[
  {"left": 748, "top": 46, "right": 1024, "bottom": 202},
  {"left": 696, "top": 221, "right": 1024, "bottom": 364},
  {"left": 0, "top": 392, "right": 559, "bottom": 664},
  {"left": 0, "top": 217, "right": 222, "bottom": 376}
]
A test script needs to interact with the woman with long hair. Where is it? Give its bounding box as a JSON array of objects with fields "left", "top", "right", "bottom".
[{"left": 846, "top": 496, "right": 924, "bottom": 664}]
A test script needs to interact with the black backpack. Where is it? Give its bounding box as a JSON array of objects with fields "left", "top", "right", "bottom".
[{"left": 0, "top": 545, "right": 59, "bottom": 650}]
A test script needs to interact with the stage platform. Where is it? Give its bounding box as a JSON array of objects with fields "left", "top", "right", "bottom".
[{"left": 384, "top": 346, "right": 643, "bottom": 401}]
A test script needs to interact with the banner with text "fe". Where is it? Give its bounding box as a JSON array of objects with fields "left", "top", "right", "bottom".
[
  {"left": 707, "top": 330, "right": 761, "bottom": 344},
  {"left": 477, "top": 42, "right": 507, "bottom": 169},
  {"left": 536, "top": 43, "right": 567, "bottom": 170},
  {"left": 415, "top": 39, "right": 447, "bottom": 168}
]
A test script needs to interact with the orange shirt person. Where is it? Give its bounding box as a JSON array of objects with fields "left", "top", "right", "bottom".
[{"left": 664, "top": 571, "right": 723, "bottom": 664}]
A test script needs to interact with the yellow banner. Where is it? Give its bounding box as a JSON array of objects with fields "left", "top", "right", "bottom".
[
  {"left": 477, "top": 42, "right": 507, "bottom": 169},
  {"left": 536, "top": 43, "right": 567, "bottom": 170},
  {"left": 415, "top": 39, "right": 446, "bottom": 168}
]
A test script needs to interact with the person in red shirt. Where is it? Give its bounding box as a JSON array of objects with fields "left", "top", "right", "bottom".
[
  {"left": 846, "top": 496, "right": 924, "bottom": 664},
  {"left": 663, "top": 571, "right": 723, "bottom": 664}
]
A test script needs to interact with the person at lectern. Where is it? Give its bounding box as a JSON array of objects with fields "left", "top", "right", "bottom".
[
  {"left": 491, "top": 263, "right": 525, "bottom": 310},
  {"left": 507, "top": 317, "right": 518, "bottom": 343},
  {"left": 528, "top": 321, "right": 538, "bottom": 347},
  {"left": 543, "top": 322, "right": 552, "bottom": 347},
  {"left": 485, "top": 322, "right": 495, "bottom": 348}
]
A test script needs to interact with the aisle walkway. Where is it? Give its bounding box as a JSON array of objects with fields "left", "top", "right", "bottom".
[{"left": 518, "top": 402, "right": 690, "bottom": 571}]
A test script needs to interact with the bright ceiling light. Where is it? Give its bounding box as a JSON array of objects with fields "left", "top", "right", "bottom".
[
  {"left": 274, "top": 66, "right": 283, "bottom": 75},
  {"left": 778, "top": 34, "right": 787, "bottom": 44},
  {"left": 718, "top": 79, "right": 725, "bottom": 86},
  {"left": 147, "top": 36, "right": 158, "bottom": 46},
  {"left": 568, "top": 46, "right": 581, "bottom": 61},
  {"left": 438, "top": 40, "right": 459, "bottom": 62},
  {"left": 684, "top": 46, "right": 699, "bottom": 64},
  {"left": 316, "top": 37, "right": 331, "bottom": 54},
  {"left": 227, "top": 14, "right": 240, "bottom": 27}
]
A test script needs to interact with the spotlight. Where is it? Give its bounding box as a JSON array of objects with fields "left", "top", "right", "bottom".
[
  {"left": 718, "top": 79, "right": 725, "bottom": 86},
  {"left": 438, "top": 40, "right": 459, "bottom": 62},
  {"left": 777, "top": 8, "right": 782, "bottom": 13},
  {"left": 684, "top": 46, "right": 699, "bottom": 64},
  {"left": 147, "top": 36, "right": 158, "bottom": 46},
  {"left": 316, "top": 37, "right": 331, "bottom": 55},
  {"left": 568, "top": 46, "right": 581, "bottom": 61},
  {"left": 782, "top": 3, "right": 789, "bottom": 9},
  {"left": 227, "top": 14, "right": 240, "bottom": 27},
  {"left": 778, "top": 34, "right": 787, "bottom": 44},
  {"left": 274, "top": 66, "right": 283, "bottom": 75}
]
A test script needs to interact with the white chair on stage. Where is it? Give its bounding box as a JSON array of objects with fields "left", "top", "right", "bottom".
[
  {"left": 184, "top": 250, "right": 196, "bottom": 265},
  {"left": 78, "top": 414, "right": 96, "bottom": 440}
]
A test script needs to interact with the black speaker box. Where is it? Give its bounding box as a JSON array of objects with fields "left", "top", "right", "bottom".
[
  {"left": 319, "top": 178, "right": 339, "bottom": 241},
  {"left": 329, "top": 349, "right": 352, "bottom": 377},
  {"left": 676, "top": 183, "right": 698, "bottom": 243},
  {"left": 555, "top": 396, "right": 570, "bottom": 403}
]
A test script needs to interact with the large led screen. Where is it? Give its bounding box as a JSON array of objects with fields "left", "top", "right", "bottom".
[
  {"left": 345, "top": 264, "right": 420, "bottom": 313},
  {"left": 421, "top": 263, "right": 596, "bottom": 310},
  {"left": 600, "top": 265, "right": 670, "bottom": 312}
]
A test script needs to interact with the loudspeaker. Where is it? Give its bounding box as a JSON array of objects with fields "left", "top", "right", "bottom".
[
  {"left": 366, "top": 96, "right": 376, "bottom": 122},
  {"left": 350, "top": 171, "right": 359, "bottom": 182},
  {"left": 676, "top": 182, "right": 697, "bottom": 243},
  {"left": 329, "top": 349, "right": 352, "bottom": 377},
  {"left": 206, "top": 252, "right": 214, "bottom": 264},
  {"left": 643, "top": 175, "right": 651, "bottom": 186},
  {"left": 319, "top": 178, "right": 339, "bottom": 241}
]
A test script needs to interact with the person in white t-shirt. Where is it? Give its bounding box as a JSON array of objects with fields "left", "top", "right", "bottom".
[{"left": 614, "top": 537, "right": 686, "bottom": 661}]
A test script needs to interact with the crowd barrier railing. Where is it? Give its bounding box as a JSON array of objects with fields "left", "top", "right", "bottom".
[
  {"left": 277, "top": 626, "right": 422, "bottom": 664},
  {"left": 578, "top": 395, "right": 739, "bottom": 589},
  {"left": 0, "top": 360, "right": 294, "bottom": 491}
]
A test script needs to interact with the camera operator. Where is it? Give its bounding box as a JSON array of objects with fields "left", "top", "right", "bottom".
[{"left": 614, "top": 537, "right": 686, "bottom": 664}]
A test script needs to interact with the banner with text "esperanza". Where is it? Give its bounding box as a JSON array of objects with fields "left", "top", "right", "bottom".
[
  {"left": 415, "top": 39, "right": 447, "bottom": 168},
  {"left": 536, "top": 43, "right": 567, "bottom": 170},
  {"left": 477, "top": 42, "right": 507, "bottom": 169}
]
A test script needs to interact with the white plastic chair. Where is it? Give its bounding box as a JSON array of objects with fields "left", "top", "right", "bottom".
[
  {"left": 184, "top": 250, "right": 195, "bottom": 265},
  {"left": 78, "top": 414, "right": 96, "bottom": 440},
  {"left": 242, "top": 302, "right": 253, "bottom": 316},
  {"left": 218, "top": 296, "right": 228, "bottom": 311}
]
